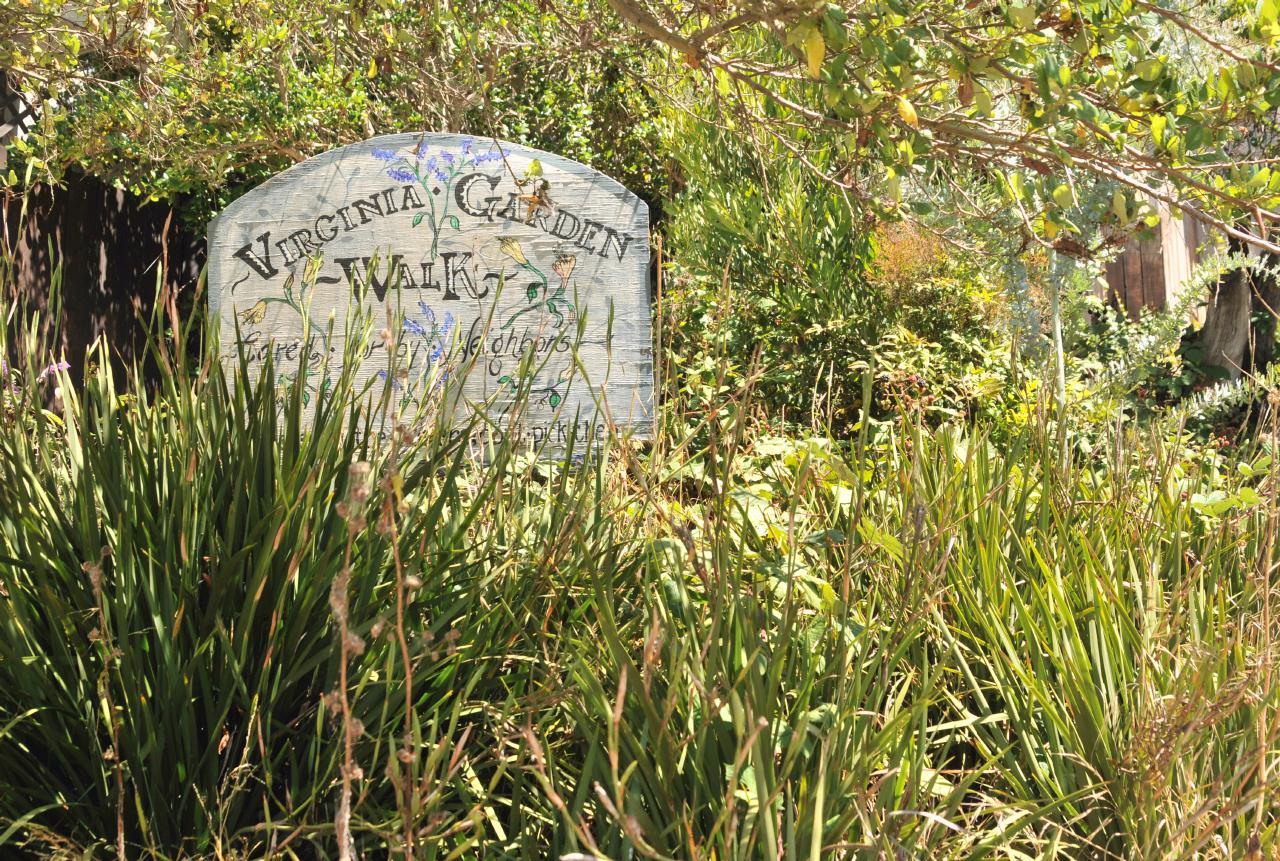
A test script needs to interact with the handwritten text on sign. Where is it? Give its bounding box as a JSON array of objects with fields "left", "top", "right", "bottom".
[{"left": 207, "top": 133, "right": 653, "bottom": 447}]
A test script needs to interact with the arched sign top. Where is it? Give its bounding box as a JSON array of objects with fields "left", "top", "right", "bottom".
[
  {"left": 211, "top": 133, "right": 646, "bottom": 228},
  {"left": 207, "top": 132, "right": 653, "bottom": 448}
]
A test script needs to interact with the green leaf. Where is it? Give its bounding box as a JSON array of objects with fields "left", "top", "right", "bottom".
[
  {"left": 1008, "top": 5, "right": 1037, "bottom": 28},
  {"left": 974, "top": 87, "right": 993, "bottom": 116},
  {"left": 896, "top": 96, "right": 919, "bottom": 128},
  {"left": 1135, "top": 59, "right": 1163, "bottom": 82},
  {"left": 1238, "top": 486, "right": 1263, "bottom": 506},
  {"left": 1111, "top": 188, "right": 1128, "bottom": 222},
  {"left": 1150, "top": 114, "right": 1167, "bottom": 146},
  {"left": 804, "top": 27, "right": 826, "bottom": 79},
  {"left": 1006, "top": 172, "right": 1026, "bottom": 201}
]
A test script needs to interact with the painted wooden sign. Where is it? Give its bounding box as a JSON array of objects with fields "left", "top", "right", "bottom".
[{"left": 207, "top": 132, "right": 653, "bottom": 448}]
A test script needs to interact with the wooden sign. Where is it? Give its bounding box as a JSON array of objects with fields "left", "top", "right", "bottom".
[{"left": 207, "top": 133, "right": 653, "bottom": 448}]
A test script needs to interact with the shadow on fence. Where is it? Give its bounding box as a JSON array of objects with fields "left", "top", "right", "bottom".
[{"left": 2, "top": 171, "right": 204, "bottom": 375}]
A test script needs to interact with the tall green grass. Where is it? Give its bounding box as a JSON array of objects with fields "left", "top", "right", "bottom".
[{"left": 1, "top": 280, "right": 1279, "bottom": 859}]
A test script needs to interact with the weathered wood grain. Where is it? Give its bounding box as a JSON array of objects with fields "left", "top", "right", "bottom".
[{"left": 207, "top": 133, "right": 653, "bottom": 447}]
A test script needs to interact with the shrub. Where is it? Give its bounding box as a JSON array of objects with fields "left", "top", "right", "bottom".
[{"left": 661, "top": 115, "right": 1017, "bottom": 435}]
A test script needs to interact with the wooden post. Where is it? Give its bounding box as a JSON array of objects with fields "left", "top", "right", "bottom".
[
  {"left": 0, "top": 69, "right": 10, "bottom": 172},
  {"left": 1104, "top": 196, "right": 1214, "bottom": 322}
]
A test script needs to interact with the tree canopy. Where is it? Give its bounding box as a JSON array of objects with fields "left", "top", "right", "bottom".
[
  {"left": 1, "top": 0, "right": 666, "bottom": 214},
  {"left": 5, "top": 0, "right": 1279, "bottom": 257},
  {"left": 603, "top": 0, "right": 1280, "bottom": 254}
]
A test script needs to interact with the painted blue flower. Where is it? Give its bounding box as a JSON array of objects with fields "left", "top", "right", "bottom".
[
  {"left": 417, "top": 140, "right": 430, "bottom": 159},
  {"left": 441, "top": 151, "right": 454, "bottom": 165},
  {"left": 460, "top": 138, "right": 472, "bottom": 154},
  {"left": 376, "top": 369, "right": 403, "bottom": 391},
  {"left": 403, "top": 318, "right": 428, "bottom": 337},
  {"left": 426, "top": 156, "right": 437, "bottom": 173},
  {"left": 433, "top": 168, "right": 448, "bottom": 182},
  {"left": 372, "top": 148, "right": 398, "bottom": 161},
  {"left": 424, "top": 312, "right": 454, "bottom": 364},
  {"left": 418, "top": 302, "right": 437, "bottom": 321},
  {"left": 387, "top": 168, "right": 416, "bottom": 183}
]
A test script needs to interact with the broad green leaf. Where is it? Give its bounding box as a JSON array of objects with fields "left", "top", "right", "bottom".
[
  {"left": 805, "top": 27, "right": 826, "bottom": 79},
  {"left": 897, "top": 95, "right": 919, "bottom": 128}
]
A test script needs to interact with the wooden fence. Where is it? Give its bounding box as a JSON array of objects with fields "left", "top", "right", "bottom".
[
  {"left": 1103, "top": 201, "right": 1213, "bottom": 319},
  {"left": 0, "top": 71, "right": 37, "bottom": 172},
  {"left": 2, "top": 173, "right": 204, "bottom": 373}
]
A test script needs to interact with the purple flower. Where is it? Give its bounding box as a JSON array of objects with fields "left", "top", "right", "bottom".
[
  {"left": 426, "top": 156, "right": 438, "bottom": 173},
  {"left": 37, "top": 360, "right": 70, "bottom": 381},
  {"left": 417, "top": 140, "right": 430, "bottom": 159},
  {"left": 372, "top": 148, "right": 398, "bottom": 161},
  {"left": 387, "top": 168, "right": 416, "bottom": 183},
  {"left": 433, "top": 168, "right": 448, "bottom": 182},
  {"left": 403, "top": 318, "right": 428, "bottom": 337},
  {"left": 418, "top": 302, "right": 437, "bottom": 322},
  {"left": 460, "top": 138, "right": 472, "bottom": 154},
  {"left": 441, "top": 151, "right": 454, "bottom": 165}
]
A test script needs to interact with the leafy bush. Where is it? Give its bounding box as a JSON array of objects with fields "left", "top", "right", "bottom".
[
  {"left": 659, "top": 110, "right": 875, "bottom": 431},
  {"left": 661, "top": 116, "right": 1017, "bottom": 434},
  {"left": 8, "top": 0, "right": 669, "bottom": 224}
]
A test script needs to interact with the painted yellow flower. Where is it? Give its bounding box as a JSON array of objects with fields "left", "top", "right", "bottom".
[
  {"left": 552, "top": 254, "right": 576, "bottom": 282},
  {"left": 498, "top": 237, "right": 528, "bottom": 265},
  {"left": 238, "top": 299, "right": 269, "bottom": 324}
]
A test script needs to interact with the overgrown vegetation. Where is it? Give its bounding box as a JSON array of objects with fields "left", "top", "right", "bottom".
[
  {"left": 5, "top": 0, "right": 1280, "bottom": 856},
  {"left": 1, "top": 272, "right": 1278, "bottom": 858}
]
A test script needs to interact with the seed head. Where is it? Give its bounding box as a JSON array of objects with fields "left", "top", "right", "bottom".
[{"left": 345, "top": 633, "right": 366, "bottom": 656}]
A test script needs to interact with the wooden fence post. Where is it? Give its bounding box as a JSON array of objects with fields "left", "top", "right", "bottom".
[{"left": 1104, "top": 197, "right": 1211, "bottom": 322}]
